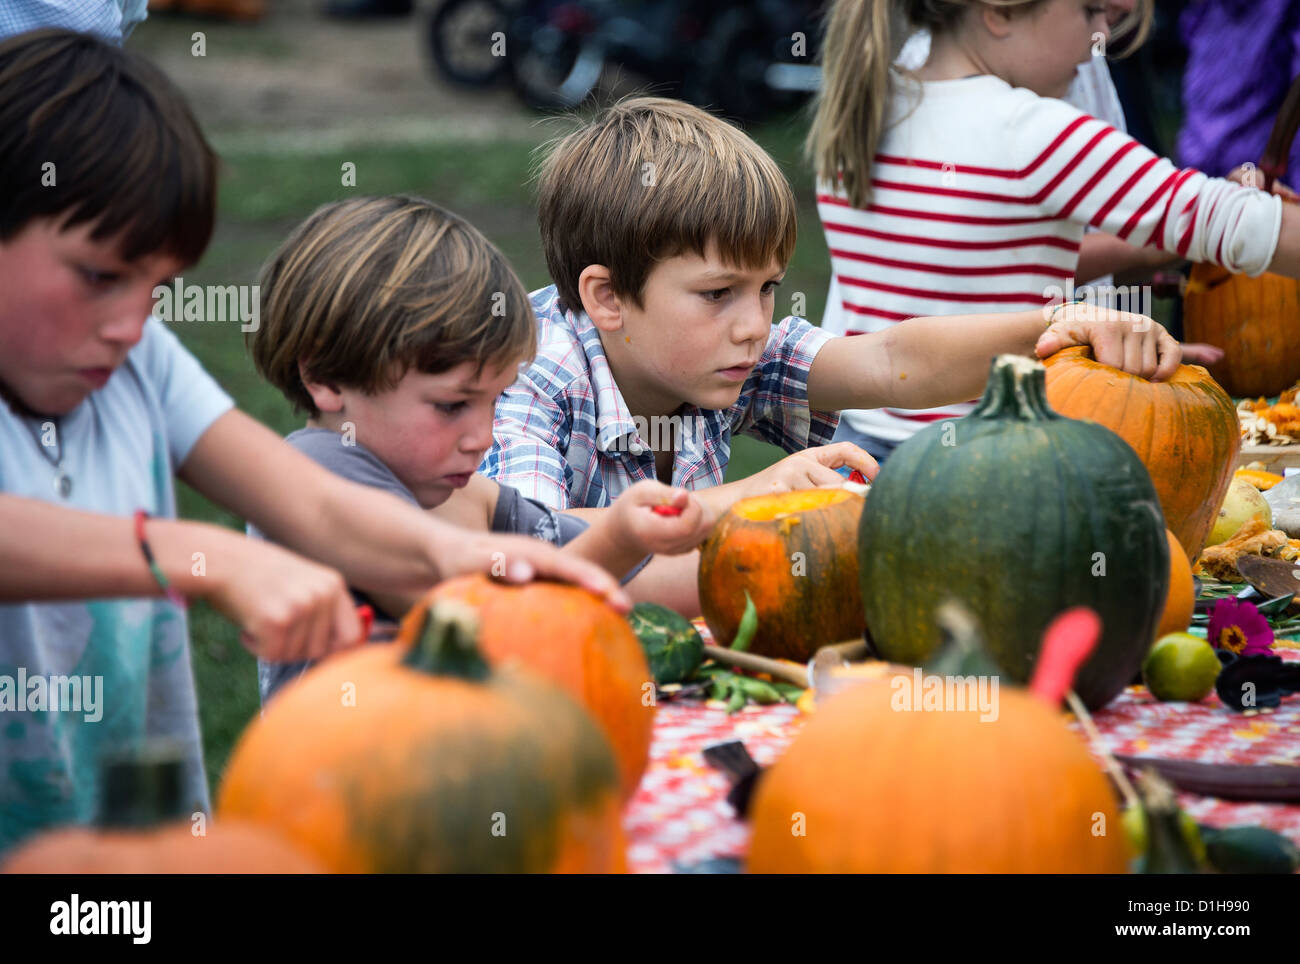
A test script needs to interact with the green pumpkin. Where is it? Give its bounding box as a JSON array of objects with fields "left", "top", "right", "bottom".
[
  {"left": 627, "top": 603, "right": 704, "bottom": 685},
  {"left": 858, "top": 354, "right": 1169, "bottom": 710}
]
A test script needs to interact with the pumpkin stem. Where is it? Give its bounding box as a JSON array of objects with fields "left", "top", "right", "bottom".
[
  {"left": 970, "top": 355, "right": 1061, "bottom": 423},
  {"left": 925, "top": 599, "right": 1003, "bottom": 678},
  {"left": 97, "top": 747, "right": 188, "bottom": 829},
  {"left": 1030, "top": 608, "right": 1101, "bottom": 708},
  {"left": 402, "top": 600, "right": 491, "bottom": 681}
]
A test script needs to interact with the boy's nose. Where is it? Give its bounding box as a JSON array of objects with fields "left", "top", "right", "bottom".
[
  {"left": 99, "top": 303, "right": 151, "bottom": 351},
  {"left": 733, "top": 297, "right": 771, "bottom": 345},
  {"left": 462, "top": 409, "right": 496, "bottom": 453}
]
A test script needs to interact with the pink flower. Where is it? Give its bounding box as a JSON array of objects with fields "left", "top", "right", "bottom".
[{"left": 1208, "top": 598, "right": 1274, "bottom": 657}]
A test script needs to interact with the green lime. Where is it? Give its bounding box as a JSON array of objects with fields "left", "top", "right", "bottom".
[
  {"left": 1121, "top": 804, "right": 1207, "bottom": 864},
  {"left": 1142, "top": 632, "right": 1221, "bottom": 702}
]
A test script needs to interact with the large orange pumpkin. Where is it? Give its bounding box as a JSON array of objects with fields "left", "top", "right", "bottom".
[
  {"left": 698, "top": 488, "right": 866, "bottom": 662},
  {"left": 747, "top": 675, "right": 1130, "bottom": 873},
  {"left": 1183, "top": 262, "right": 1300, "bottom": 398},
  {"left": 1155, "top": 528, "right": 1195, "bottom": 642},
  {"left": 1043, "top": 345, "right": 1239, "bottom": 564},
  {"left": 415, "top": 575, "right": 654, "bottom": 801},
  {"left": 219, "top": 602, "right": 627, "bottom": 873}
]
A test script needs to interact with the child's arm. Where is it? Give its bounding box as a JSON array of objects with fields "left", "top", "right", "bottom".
[
  {"left": 806, "top": 304, "right": 1205, "bottom": 413},
  {"left": 178, "top": 410, "right": 630, "bottom": 608},
  {"left": 1076, "top": 232, "right": 1184, "bottom": 285},
  {"left": 0, "top": 493, "right": 361, "bottom": 662},
  {"left": 624, "top": 551, "right": 702, "bottom": 617}
]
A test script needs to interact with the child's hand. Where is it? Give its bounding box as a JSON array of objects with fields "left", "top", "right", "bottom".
[
  {"left": 206, "top": 538, "right": 363, "bottom": 663},
  {"left": 1035, "top": 303, "right": 1184, "bottom": 381},
  {"left": 434, "top": 530, "right": 633, "bottom": 612},
  {"left": 1227, "top": 164, "right": 1300, "bottom": 203},
  {"left": 743, "top": 442, "right": 879, "bottom": 498},
  {"left": 613, "top": 480, "right": 714, "bottom": 556}
]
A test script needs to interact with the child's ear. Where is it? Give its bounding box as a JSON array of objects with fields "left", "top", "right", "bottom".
[
  {"left": 981, "top": 4, "right": 1016, "bottom": 38},
  {"left": 578, "top": 264, "right": 623, "bottom": 333},
  {"left": 298, "top": 360, "right": 345, "bottom": 414}
]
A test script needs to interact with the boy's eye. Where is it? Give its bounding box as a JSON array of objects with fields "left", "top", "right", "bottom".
[
  {"left": 434, "top": 400, "right": 469, "bottom": 415},
  {"left": 78, "top": 266, "right": 122, "bottom": 288},
  {"left": 701, "top": 288, "right": 730, "bottom": 302},
  {"left": 761, "top": 280, "right": 782, "bottom": 295}
]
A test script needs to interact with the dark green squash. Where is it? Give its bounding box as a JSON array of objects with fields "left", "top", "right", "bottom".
[
  {"left": 1201, "top": 825, "right": 1300, "bottom": 874},
  {"left": 627, "top": 603, "right": 704, "bottom": 684},
  {"left": 858, "top": 354, "right": 1169, "bottom": 710}
]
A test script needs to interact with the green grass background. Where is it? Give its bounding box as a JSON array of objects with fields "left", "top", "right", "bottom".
[{"left": 177, "top": 115, "right": 829, "bottom": 791}]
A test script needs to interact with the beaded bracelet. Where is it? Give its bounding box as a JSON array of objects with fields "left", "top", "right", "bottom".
[
  {"left": 1047, "top": 297, "right": 1087, "bottom": 327},
  {"left": 134, "top": 510, "right": 188, "bottom": 609}
]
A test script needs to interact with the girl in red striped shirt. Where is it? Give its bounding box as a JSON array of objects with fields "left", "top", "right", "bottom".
[{"left": 808, "top": 0, "right": 1300, "bottom": 460}]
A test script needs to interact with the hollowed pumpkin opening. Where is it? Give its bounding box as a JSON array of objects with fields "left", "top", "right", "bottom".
[{"left": 733, "top": 488, "right": 853, "bottom": 521}]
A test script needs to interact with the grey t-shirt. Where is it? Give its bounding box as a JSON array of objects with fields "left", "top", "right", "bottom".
[
  {"left": 0, "top": 319, "right": 234, "bottom": 856},
  {"left": 253, "top": 428, "right": 646, "bottom": 704}
]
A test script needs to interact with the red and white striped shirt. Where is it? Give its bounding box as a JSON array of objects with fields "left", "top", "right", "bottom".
[{"left": 819, "top": 72, "right": 1283, "bottom": 442}]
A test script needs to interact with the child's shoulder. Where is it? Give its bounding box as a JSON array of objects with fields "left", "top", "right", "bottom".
[{"left": 284, "top": 427, "right": 420, "bottom": 507}]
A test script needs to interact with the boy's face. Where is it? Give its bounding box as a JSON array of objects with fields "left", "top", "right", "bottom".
[
  {"left": 603, "top": 243, "right": 784, "bottom": 416},
  {"left": 0, "top": 218, "right": 183, "bottom": 415},
  {"left": 314, "top": 358, "right": 520, "bottom": 509}
]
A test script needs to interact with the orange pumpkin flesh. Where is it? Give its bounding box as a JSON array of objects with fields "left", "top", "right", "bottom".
[
  {"left": 415, "top": 576, "right": 654, "bottom": 801},
  {"left": 1155, "top": 528, "right": 1195, "bottom": 642},
  {"left": 747, "top": 678, "right": 1130, "bottom": 873},
  {"left": 698, "top": 488, "right": 866, "bottom": 662},
  {"left": 1, "top": 822, "right": 323, "bottom": 874},
  {"left": 219, "top": 604, "right": 627, "bottom": 873},
  {"left": 1184, "top": 263, "right": 1300, "bottom": 398},
  {"left": 1235, "top": 468, "right": 1285, "bottom": 491},
  {"left": 1043, "top": 346, "right": 1239, "bottom": 565}
]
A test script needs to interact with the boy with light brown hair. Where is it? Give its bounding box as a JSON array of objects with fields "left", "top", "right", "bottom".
[
  {"left": 247, "top": 194, "right": 711, "bottom": 699},
  {"left": 483, "top": 95, "right": 1217, "bottom": 512}
]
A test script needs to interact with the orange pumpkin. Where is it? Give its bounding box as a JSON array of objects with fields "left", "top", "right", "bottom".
[
  {"left": 1043, "top": 345, "right": 1239, "bottom": 564},
  {"left": 1, "top": 821, "right": 323, "bottom": 873},
  {"left": 416, "top": 575, "right": 654, "bottom": 801},
  {"left": 1234, "top": 468, "right": 1285, "bottom": 491},
  {"left": 698, "top": 488, "right": 866, "bottom": 662},
  {"left": 219, "top": 602, "right": 627, "bottom": 872},
  {"left": 747, "top": 676, "right": 1129, "bottom": 873},
  {"left": 1183, "top": 262, "right": 1300, "bottom": 398},
  {"left": 1155, "top": 528, "right": 1195, "bottom": 642}
]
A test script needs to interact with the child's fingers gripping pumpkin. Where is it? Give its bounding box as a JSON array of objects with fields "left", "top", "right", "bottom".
[{"left": 1036, "top": 304, "right": 1181, "bottom": 382}]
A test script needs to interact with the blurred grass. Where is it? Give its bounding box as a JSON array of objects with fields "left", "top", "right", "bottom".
[{"left": 176, "top": 114, "right": 824, "bottom": 791}]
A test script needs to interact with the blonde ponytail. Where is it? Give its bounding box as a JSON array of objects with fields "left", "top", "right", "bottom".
[{"left": 805, "top": 0, "right": 905, "bottom": 210}]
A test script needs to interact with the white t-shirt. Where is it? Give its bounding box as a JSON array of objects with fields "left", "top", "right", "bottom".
[{"left": 0, "top": 318, "right": 233, "bottom": 855}]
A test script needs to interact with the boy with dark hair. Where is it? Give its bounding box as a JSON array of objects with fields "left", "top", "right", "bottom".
[{"left": 0, "top": 29, "right": 622, "bottom": 855}]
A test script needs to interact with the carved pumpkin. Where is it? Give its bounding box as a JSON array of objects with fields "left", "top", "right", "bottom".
[
  {"left": 859, "top": 355, "right": 1169, "bottom": 710},
  {"left": 2, "top": 755, "right": 321, "bottom": 873},
  {"left": 218, "top": 602, "right": 627, "bottom": 872},
  {"left": 417, "top": 575, "right": 654, "bottom": 801},
  {"left": 698, "top": 488, "right": 866, "bottom": 662},
  {"left": 747, "top": 669, "right": 1129, "bottom": 873},
  {"left": 1155, "top": 528, "right": 1195, "bottom": 642},
  {"left": 1183, "top": 262, "right": 1300, "bottom": 398},
  {"left": 1043, "top": 345, "right": 1239, "bottom": 564}
]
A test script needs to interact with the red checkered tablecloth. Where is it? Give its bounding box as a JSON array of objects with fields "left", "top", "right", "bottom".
[{"left": 622, "top": 636, "right": 1300, "bottom": 874}]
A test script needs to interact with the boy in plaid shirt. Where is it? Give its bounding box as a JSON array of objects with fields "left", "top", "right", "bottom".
[{"left": 484, "top": 96, "right": 1211, "bottom": 514}]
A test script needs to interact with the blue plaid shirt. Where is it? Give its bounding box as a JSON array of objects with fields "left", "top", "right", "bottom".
[
  {"left": 0, "top": 0, "right": 148, "bottom": 43},
  {"left": 481, "top": 285, "right": 841, "bottom": 509}
]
